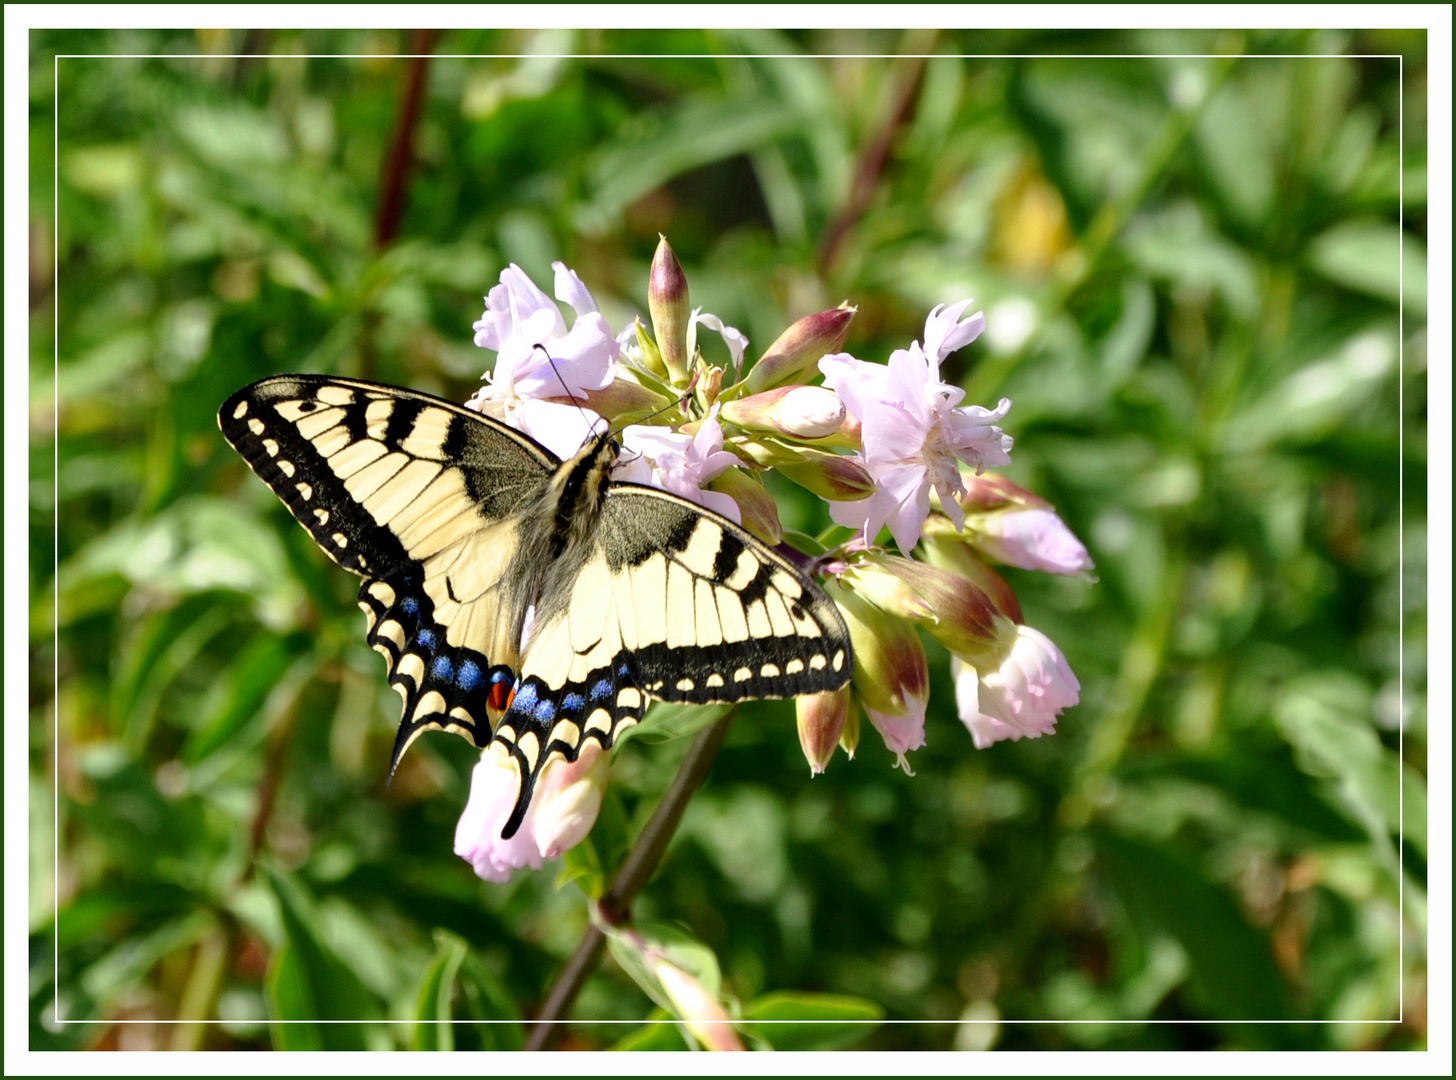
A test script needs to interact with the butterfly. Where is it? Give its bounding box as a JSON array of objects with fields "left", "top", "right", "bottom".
[{"left": 219, "top": 375, "right": 852, "bottom": 837}]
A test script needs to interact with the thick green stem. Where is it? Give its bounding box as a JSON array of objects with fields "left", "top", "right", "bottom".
[{"left": 523, "top": 709, "right": 737, "bottom": 1050}]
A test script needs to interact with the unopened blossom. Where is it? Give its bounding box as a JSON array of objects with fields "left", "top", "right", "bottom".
[
  {"left": 467, "top": 262, "right": 618, "bottom": 455},
  {"left": 820, "top": 299, "right": 1013, "bottom": 554},
  {"left": 967, "top": 507, "right": 1094, "bottom": 577},
  {"left": 649, "top": 956, "right": 745, "bottom": 1050},
  {"left": 707, "top": 467, "right": 782, "bottom": 543},
  {"left": 797, "top": 688, "right": 850, "bottom": 774},
  {"left": 721, "top": 385, "right": 846, "bottom": 439},
  {"left": 454, "top": 741, "right": 610, "bottom": 883},
  {"left": 828, "top": 581, "right": 929, "bottom": 771},
  {"left": 952, "top": 623, "right": 1080, "bottom": 750},
  {"left": 619, "top": 407, "right": 742, "bottom": 522},
  {"left": 745, "top": 304, "right": 856, "bottom": 392},
  {"left": 649, "top": 237, "right": 692, "bottom": 381}
]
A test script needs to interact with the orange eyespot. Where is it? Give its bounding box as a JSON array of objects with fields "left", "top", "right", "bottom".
[{"left": 489, "top": 681, "right": 514, "bottom": 713}]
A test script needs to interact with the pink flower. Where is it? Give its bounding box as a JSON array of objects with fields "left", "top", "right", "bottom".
[
  {"left": 820, "top": 300, "right": 1012, "bottom": 554},
  {"left": 454, "top": 741, "right": 609, "bottom": 883},
  {"left": 952, "top": 625, "right": 1080, "bottom": 749},
  {"left": 618, "top": 408, "right": 743, "bottom": 522},
  {"left": 968, "top": 507, "right": 1094, "bottom": 576},
  {"left": 467, "top": 262, "right": 618, "bottom": 454}
]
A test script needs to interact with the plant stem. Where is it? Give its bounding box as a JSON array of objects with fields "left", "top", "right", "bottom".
[{"left": 523, "top": 709, "right": 737, "bottom": 1051}]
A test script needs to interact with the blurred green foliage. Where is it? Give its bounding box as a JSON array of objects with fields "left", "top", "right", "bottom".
[{"left": 30, "top": 27, "right": 1426, "bottom": 1051}]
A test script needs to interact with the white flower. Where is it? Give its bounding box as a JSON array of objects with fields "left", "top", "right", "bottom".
[
  {"left": 618, "top": 407, "right": 742, "bottom": 522},
  {"left": 820, "top": 300, "right": 1012, "bottom": 554},
  {"left": 968, "top": 508, "right": 1094, "bottom": 576},
  {"left": 454, "top": 740, "right": 609, "bottom": 883},
  {"left": 952, "top": 624, "right": 1080, "bottom": 749},
  {"left": 865, "top": 694, "right": 927, "bottom": 775},
  {"left": 467, "top": 262, "right": 618, "bottom": 455}
]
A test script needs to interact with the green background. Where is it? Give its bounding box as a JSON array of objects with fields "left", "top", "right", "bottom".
[{"left": 29, "top": 28, "right": 1427, "bottom": 1050}]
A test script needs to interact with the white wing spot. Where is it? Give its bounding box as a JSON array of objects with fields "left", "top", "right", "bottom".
[
  {"left": 786, "top": 658, "right": 805, "bottom": 675},
  {"left": 809, "top": 654, "right": 827, "bottom": 671},
  {"left": 617, "top": 687, "right": 642, "bottom": 710},
  {"left": 314, "top": 507, "right": 330, "bottom": 525},
  {"left": 277, "top": 459, "right": 295, "bottom": 478},
  {"left": 316, "top": 385, "right": 356, "bottom": 406},
  {"left": 248, "top": 418, "right": 265, "bottom": 435},
  {"left": 733, "top": 666, "right": 753, "bottom": 683},
  {"left": 832, "top": 649, "right": 845, "bottom": 672},
  {"left": 760, "top": 663, "right": 780, "bottom": 678},
  {"left": 676, "top": 677, "right": 695, "bottom": 692},
  {"left": 296, "top": 482, "right": 312, "bottom": 501},
  {"left": 332, "top": 532, "right": 348, "bottom": 549},
  {"left": 706, "top": 673, "right": 724, "bottom": 688},
  {"left": 262, "top": 438, "right": 279, "bottom": 457},
  {"left": 232, "top": 400, "right": 248, "bottom": 419}
]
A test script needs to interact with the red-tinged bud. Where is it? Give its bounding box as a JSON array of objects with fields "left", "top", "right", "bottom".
[
  {"left": 721, "top": 385, "right": 845, "bottom": 439},
  {"left": 956, "top": 472, "right": 1050, "bottom": 513},
  {"left": 920, "top": 519, "right": 1026, "bottom": 623},
  {"left": 745, "top": 305, "right": 856, "bottom": 392},
  {"left": 649, "top": 236, "right": 691, "bottom": 383},
  {"left": 843, "top": 553, "right": 1002, "bottom": 658},
  {"left": 707, "top": 468, "right": 782, "bottom": 545},
  {"left": 839, "top": 696, "right": 861, "bottom": 758},
  {"left": 797, "top": 688, "right": 850, "bottom": 775},
  {"left": 733, "top": 437, "right": 875, "bottom": 501},
  {"left": 825, "top": 580, "right": 929, "bottom": 718}
]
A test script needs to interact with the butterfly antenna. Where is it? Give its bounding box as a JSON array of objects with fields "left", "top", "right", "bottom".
[{"left": 532, "top": 343, "right": 606, "bottom": 445}]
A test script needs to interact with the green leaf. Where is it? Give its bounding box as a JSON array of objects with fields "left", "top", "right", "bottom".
[
  {"left": 1308, "top": 220, "right": 1426, "bottom": 316},
  {"left": 182, "top": 631, "right": 312, "bottom": 763},
  {"left": 1094, "top": 830, "right": 1288, "bottom": 1022},
  {"left": 609, "top": 1010, "right": 692, "bottom": 1051},
  {"left": 412, "top": 930, "right": 523, "bottom": 1051},
  {"left": 262, "top": 867, "right": 382, "bottom": 1050},
  {"left": 617, "top": 701, "right": 733, "bottom": 748},
  {"left": 740, "top": 991, "right": 884, "bottom": 1050}
]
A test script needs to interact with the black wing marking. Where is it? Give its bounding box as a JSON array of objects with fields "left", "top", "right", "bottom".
[{"left": 599, "top": 485, "right": 852, "bottom": 701}]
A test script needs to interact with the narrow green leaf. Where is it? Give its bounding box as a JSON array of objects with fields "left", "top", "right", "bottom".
[{"left": 740, "top": 991, "right": 883, "bottom": 1050}]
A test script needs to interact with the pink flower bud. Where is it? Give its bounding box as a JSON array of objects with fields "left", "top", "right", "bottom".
[
  {"left": 777, "top": 451, "right": 876, "bottom": 502},
  {"left": 545, "top": 376, "right": 670, "bottom": 423},
  {"left": 647, "top": 956, "right": 745, "bottom": 1051},
  {"left": 649, "top": 236, "right": 691, "bottom": 383},
  {"left": 956, "top": 472, "right": 1049, "bottom": 513},
  {"left": 797, "top": 688, "right": 850, "bottom": 774},
  {"left": 721, "top": 385, "right": 846, "bottom": 439},
  {"left": 843, "top": 554, "right": 1002, "bottom": 658},
  {"left": 745, "top": 305, "right": 856, "bottom": 392}
]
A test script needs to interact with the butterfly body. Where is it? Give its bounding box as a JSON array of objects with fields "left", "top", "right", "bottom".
[{"left": 220, "top": 375, "right": 851, "bottom": 836}]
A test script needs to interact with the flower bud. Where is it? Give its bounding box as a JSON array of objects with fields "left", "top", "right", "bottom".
[
  {"left": 649, "top": 236, "right": 691, "bottom": 384},
  {"left": 825, "top": 580, "right": 928, "bottom": 718},
  {"left": 530, "top": 741, "right": 610, "bottom": 858},
  {"left": 839, "top": 697, "right": 861, "bottom": 757},
  {"left": 547, "top": 377, "right": 670, "bottom": 424},
  {"left": 745, "top": 305, "right": 856, "bottom": 392},
  {"left": 797, "top": 688, "right": 849, "bottom": 775},
  {"left": 956, "top": 471, "right": 1049, "bottom": 514},
  {"left": 647, "top": 955, "right": 745, "bottom": 1051},
  {"left": 843, "top": 554, "right": 1002, "bottom": 658},
  {"left": 720, "top": 386, "right": 845, "bottom": 439},
  {"left": 707, "top": 467, "right": 782, "bottom": 545},
  {"left": 776, "top": 452, "right": 876, "bottom": 501},
  {"left": 919, "top": 519, "right": 1024, "bottom": 623}
]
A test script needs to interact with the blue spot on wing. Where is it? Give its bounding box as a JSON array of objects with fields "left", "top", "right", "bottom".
[
  {"left": 417, "top": 627, "right": 437, "bottom": 649},
  {"left": 562, "top": 692, "right": 585, "bottom": 712},
  {"left": 401, "top": 596, "right": 419, "bottom": 615},
  {"left": 532, "top": 699, "right": 555, "bottom": 725},
  {"left": 513, "top": 682, "right": 538, "bottom": 711},
  {"left": 590, "top": 678, "right": 612, "bottom": 701},
  {"left": 457, "top": 659, "right": 481, "bottom": 691},
  {"left": 431, "top": 655, "right": 453, "bottom": 681}
]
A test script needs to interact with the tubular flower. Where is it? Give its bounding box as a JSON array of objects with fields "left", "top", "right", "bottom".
[
  {"left": 454, "top": 741, "right": 610, "bottom": 883},
  {"left": 820, "top": 300, "right": 1012, "bottom": 554},
  {"left": 952, "top": 623, "right": 1081, "bottom": 749}
]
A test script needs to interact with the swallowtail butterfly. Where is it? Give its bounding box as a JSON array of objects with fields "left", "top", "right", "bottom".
[{"left": 220, "top": 376, "right": 852, "bottom": 837}]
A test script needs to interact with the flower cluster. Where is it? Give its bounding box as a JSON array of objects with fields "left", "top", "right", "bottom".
[{"left": 454, "top": 238, "right": 1091, "bottom": 882}]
